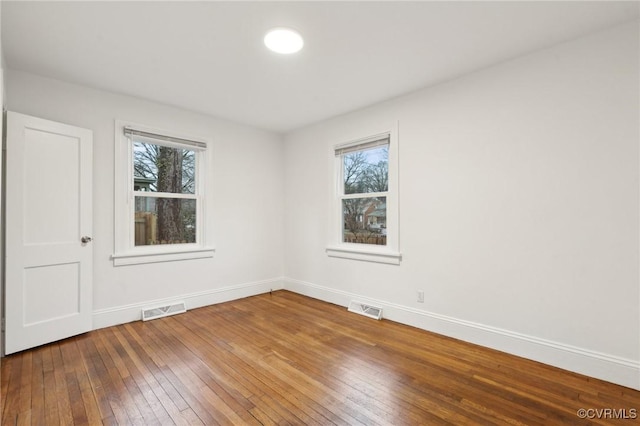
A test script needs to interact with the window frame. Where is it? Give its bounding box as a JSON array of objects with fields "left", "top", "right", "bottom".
[
  {"left": 112, "top": 120, "right": 215, "bottom": 266},
  {"left": 326, "top": 122, "right": 401, "bottom": 265}
]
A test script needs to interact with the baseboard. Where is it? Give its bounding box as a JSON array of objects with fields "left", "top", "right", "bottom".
[
  {"left": 283, "top": 277, "right": 640, "bottom": 391},
  {"left": 92, "top": 277, "right": 285, "bottom": 330}
]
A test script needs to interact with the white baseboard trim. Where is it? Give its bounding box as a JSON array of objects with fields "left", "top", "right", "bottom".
[
  {"left": 283, "top": 277, "right": 640, "bottom": 391},
  {"left": 93, "top": 277, "right": 284, "bottom": 330}
]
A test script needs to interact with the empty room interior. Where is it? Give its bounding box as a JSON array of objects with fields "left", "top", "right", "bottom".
[{"left": 1, "top": 1, "right": 639, "bottom": 425}]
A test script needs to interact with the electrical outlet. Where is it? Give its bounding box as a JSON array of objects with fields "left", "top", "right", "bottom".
[{"left": 417, "top": 290, "right": 424, "bottom": 303}]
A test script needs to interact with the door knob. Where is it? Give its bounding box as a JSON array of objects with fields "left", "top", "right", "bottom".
[{"left": 81, "top": 236, "right": 93, "bottom": 243}]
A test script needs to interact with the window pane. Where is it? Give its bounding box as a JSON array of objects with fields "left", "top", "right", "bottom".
[
  {"left": 343, "top": 145, "right": 388, "bottom": 194},
  {"left": 135, "top": 197, "right": 196, "bottom": 245},
  {"left": 133, "top": 141, "right": 195, "bottom": 194},
  {"left": 342, "top": 197, "right": 386, "bottom": 245}
]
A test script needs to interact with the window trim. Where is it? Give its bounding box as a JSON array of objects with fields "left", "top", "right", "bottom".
[
  {"left": 113, "top": 120, "right": 215, "bottom": 266},
  {"left": 326, "top": 122, "right": 401, "bottom": 265}
]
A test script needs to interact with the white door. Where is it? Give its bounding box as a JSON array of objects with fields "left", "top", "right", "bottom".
[{"left": 5, "top": 112, "right": 93, "bottom": 355}]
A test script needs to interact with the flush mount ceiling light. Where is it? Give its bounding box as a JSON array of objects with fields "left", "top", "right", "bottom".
[{"left": 264, "top": 28, "right": 304, "bottom": 54}]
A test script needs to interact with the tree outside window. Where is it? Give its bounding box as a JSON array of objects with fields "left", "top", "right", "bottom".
[{"left": 133, "top": 141, "right": 197, "bottom": 245}]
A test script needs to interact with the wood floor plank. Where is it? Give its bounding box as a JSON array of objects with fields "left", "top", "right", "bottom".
[
  {"left": 77, "top": 334, "right": 130, "bottom": 424},
  {"left": 106, "top": 328, "right": 176, "bottom": 425},
  {"left": 77, "top": 369, "right": 106, "bottom": 425},
  {"left": 180, "top": 306, "right": 349, "bottom": 424},
  {"left": 0, "top": 358, "right": 11, "bottom": 421},
  {"left": 127, "top": 323, "right": 223, "bottom": 425},
  {"left": 1, "top": 351, "right": 21, "bottom": 426},
  {"left": 146, "top": 318, "right": 259, "bottom": 425},
  {"left": 2, "top": 290, "right": 639, "bottom": 425},
  {"left": 50, "top": 345, "right": 74, "bottom": 426},
  {"left": 96, "top": 331, "right": 145, "bottom": 423},
  {"left": 64, "top": 369, "right": 90, "bottom": 425},
  {"left": 93, "top": 329, "right": 153, "bottom": 424},
  {"left": 29, "top": 348, "right": 46, "bottom": 426},
  {"left": 165, "top": 314, "right": 306, "bottom": 424},
  {"left": 242, "top": 295, "right": 509, "bottom": 424},
  {"left": 239, "top": 296, "right": 473, "bottom": 423},
  {"left": 190, "top": 308, "right": 369, "bottom": 424},
  {"left": 115, "top": 324, "right": 194, "bottom": 426},
  {"left": 0, "top": 358, "right": 10, "bottom": 415},
  {"left": 16, "top": 351, "right": 32, "bottom": 420}
]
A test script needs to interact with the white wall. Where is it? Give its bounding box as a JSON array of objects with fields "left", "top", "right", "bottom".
[
  {"left": 284, "top": 21, "right": 639, "bottom": 389},
  {"left": 6, "top": 70, "right": 285, "bottom": 327}
]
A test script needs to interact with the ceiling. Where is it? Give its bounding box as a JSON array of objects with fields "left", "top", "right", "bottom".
[{"left": 2, "top": 1, "right": 638, "bottom": 133}]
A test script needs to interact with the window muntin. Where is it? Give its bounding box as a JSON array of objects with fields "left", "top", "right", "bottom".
[{"left": 338, "top": 137, "right": 389, "bottom": 246}]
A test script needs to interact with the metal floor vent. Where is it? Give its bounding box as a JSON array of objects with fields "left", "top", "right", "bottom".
[
  {"left": 142, "top": 301, "right": 187, "bottom": 321},
  {"left": 348, "top": 301, "right": 383, "bottom": 320}
]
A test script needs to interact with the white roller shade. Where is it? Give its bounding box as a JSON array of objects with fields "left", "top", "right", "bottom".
[{"left": 124, "top": 126, "right": 207, "bottom": 150}]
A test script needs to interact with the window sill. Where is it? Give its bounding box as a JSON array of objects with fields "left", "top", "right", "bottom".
[
  {"left": 112, "top": 247, "right": 215, "bottom": 266},
  {"left": 326, "top": 245, "right": 401, "bottom": 265}
]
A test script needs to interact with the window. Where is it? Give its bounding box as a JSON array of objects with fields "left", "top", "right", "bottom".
[
  {"left": 113, "top": 122, "right": 214, "bottom": 265},
  {"left": 340, "top": 139, "right": 388, "bottom": 245},
  {"left": 132, "top": 137, "right": 197, "bottom": 246},
  {"left": 327, "top": 125, "right": 400, "bottom": 264}
]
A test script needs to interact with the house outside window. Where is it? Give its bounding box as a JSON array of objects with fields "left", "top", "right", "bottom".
[
  {"left": 327, "top": 124, "right": 401, "bottom": 265},
  {"left": 113, "top": 121, "right": 214, "bottom": 266},
  {"left": 340, "top": 140, "right": 389, "bottom": 245}
]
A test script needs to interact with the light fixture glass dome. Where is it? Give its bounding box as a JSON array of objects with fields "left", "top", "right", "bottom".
[{"left": 264, "top": 28, "right": 304, "bottom": 54}]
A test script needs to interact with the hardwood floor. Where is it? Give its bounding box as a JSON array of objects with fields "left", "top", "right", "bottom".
[{"left": 2, "top": 290, "right": 638, "bottom": 425}]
